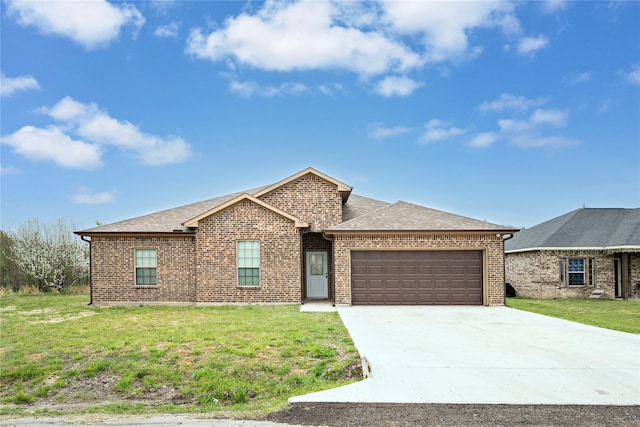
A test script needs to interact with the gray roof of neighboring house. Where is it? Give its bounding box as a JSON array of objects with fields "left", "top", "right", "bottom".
[
  {"left": 505, "top": 208, "right": 640, "bottom": 252},
  {"left": 327, "top": 200, "right": 514, "bottom": 232}
]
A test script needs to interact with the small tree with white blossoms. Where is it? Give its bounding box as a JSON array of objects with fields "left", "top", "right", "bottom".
[{"left": 8, "top": 218, "right": 88, "bottom": 291}]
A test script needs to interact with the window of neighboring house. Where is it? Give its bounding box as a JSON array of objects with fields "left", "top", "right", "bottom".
[
  {"left": 135, "top": 249, "right": 157, "bottom": 286},
  {"left": 559, "top": 257, "right": 594, "bottom": 287},
  {"left": 568, "top": 258, "right": 585, "bottom": 285},
  {"left": 238, "top": 240, "right": 260, "bottom": 286}
]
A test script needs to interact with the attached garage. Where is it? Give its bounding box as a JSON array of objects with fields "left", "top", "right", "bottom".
[{"left": 351, "top": 250, "right": 483, "bottom": 305}]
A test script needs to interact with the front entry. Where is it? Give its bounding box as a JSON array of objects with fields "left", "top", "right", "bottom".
[{"left": 306, "top": 251, "right": 328, "bottom": 299}]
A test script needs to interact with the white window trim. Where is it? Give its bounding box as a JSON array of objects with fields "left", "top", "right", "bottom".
[
  {"left": 237, "top": 240, "right": 260, "bottom": 287},
  {"left": 134, "top": 248, "right": 158, "bottom": 286}
]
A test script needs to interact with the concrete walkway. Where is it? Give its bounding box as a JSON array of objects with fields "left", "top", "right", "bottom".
[{"left": 291, "top": 306, "right": 640, "bottom": 405}]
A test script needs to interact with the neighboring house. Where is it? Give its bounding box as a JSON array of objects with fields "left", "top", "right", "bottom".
[
  {"left": 75, "top": 168, "right": 517, "bottom": 307},
  {"left": 505, "top": 208, "right": 640, "bottom": 299}
]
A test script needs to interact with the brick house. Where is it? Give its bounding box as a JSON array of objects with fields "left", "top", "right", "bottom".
[
  {"left": 76, "top": 168, "right": 517, "bottom": 306},
  {"left": 505, "top": 208, "right": 640, "bottom": 299}
]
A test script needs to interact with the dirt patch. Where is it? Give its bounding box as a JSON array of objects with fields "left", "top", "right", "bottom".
[
  {"left": 266, "top": 402, "right": 640, "bottom": 427},
  {"left": 0, "top": 306, "right": 16, "bottom": 312}
]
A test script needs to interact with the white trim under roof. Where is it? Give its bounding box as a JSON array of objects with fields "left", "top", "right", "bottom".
[{"left": 506, "top": 245, "right": 640, "bottom": 254}]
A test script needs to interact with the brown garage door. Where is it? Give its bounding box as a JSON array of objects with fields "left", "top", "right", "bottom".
[{"left": 351, "top": 250, "right": 483, "bottom": 305}]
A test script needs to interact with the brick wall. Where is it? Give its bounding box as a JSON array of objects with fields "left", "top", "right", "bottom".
[
  {"left": 259, "top": 173, "right": 342, "bottom": 232},
  {"left": 630, "top": 254, "right": 640, "bottom": 298},
  {"left": 194, "top": 200, "right": 302, "bottom": 303},
  {"left": 90, "top": 235, "right": 196, "bottom": 305},
  {"left": 504, "top": 250, "right": 639, "bottom": 299},
  {"left": 333, "top": 233, "right": 506, "bottom": 306}
]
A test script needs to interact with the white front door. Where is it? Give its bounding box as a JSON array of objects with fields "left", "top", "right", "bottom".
[{"left": 306, "top": 251, "right": 328, "bottom": 299}]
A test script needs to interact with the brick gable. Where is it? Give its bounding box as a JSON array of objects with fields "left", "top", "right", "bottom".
[
  {"left": 258, "top": 173, "right": 342, "bottom": 232},
  {"left": 194, "top": 199, "right": 302, "bottom": 303}
]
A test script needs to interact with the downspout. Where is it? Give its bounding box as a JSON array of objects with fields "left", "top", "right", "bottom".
[
  {"left": 322, "top": 232, "right": 336, "bottom": 306},
  {"left": 80, "top": 235, "right": 92, "bottom": 306},
  {"left": 502, "top": 233, "right": 515, "bottom": 306}
]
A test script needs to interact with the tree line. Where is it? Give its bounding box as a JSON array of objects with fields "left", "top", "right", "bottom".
[{"left": 1, "top": 219, "right": 89, "bottom": 292}]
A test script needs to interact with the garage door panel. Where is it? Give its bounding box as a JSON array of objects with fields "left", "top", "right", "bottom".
[{"left": 351, "top": 250, "right": 482, "bottom": 305}]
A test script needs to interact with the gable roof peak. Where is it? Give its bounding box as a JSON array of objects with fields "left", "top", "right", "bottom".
[
  {"left": 252, "top": 167, "right": 352, "bottom": 202},
  {"left": 183, "top": 193, "right": 308, "bottom": 228}
]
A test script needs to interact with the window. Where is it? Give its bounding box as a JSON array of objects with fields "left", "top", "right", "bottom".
[
  {"left": 135, "top": 249, "right": 157, "bottom": 286},
  {"left": 238, "top": 240, "right": 260, "bottom": 286},
  {"left": 568, "top": 258, "right": 585, "bottom": 285},
  {"left": 559, "top": 257, "right": 594, "bottom": 287}
]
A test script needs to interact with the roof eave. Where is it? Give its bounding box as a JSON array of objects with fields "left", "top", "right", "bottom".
[
  {"left": 506, "top": 245, "right": 640, "bottom": 254},
  {"left": 74, "top": 231, "right": 196, "bottom": 237},
  {"left": 325, "top": 228, "right": 520, "bottom": 236}
]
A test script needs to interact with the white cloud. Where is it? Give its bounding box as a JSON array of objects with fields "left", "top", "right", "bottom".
[
  {"left": 27, "top": 96, "right": 193, "bottom": 167},
  {"left": 47, "top": 97, "right": 192, "bottom": 165},
  {"left": 70, "top": 189, "right": 116, "bottom": 205},
  {"left": 382, "top": 1, "right": 520, "bottom": 62},
  {"left": 623, "top": 64, "right": 640, "bottom": 85},
  {"left": 529, "top": 109, "right": 567, "bottom": 127},
  {"left": 5, "top": 0, "right": 145, "bottom": 49},
  {"left": 185, "top": 1, "right": 422, "bottom": 76},
  {"left": 367, "top": 122, "right": 412, "bottom": 140},
  {"left": 517, "top": 35, "right": 549, "bottom": 56},
  {"left": 318, "top": 82, "right": 345, "bottom": 95},
  {"left": 541, "top": 0, "right": 568, "bottom": 14},
  {"left": 497, "top": 117, "right": 578, "bottom": 149},
  {"left": 229, "top": 80, "right": 309, "bottom": 98},
  {"left": 375, "top": 76, "right": 423, "bottom": 97},
  {"left": 420, "top": 119, "right": 465, "bottom": 144},
  {"left": 469, "top": 132, "right": 500, "bottom": 148},
  {"left": 1, "top": 125, "right": 103, "bottom": 169},
  {"left": 563, "top": 71, "right": 591, "bottom": 85},
  {"left": 0, "top": 164, "right": 21, "bottom": 175},
  {"left": 154, "top": 22, "right": 179, "bottom": 38},
  {"left": 478, "top": 93, "right": 547, "bottom": 112},
  {"left": 0, "top": 72, "right": 40, "bottom": 97}
]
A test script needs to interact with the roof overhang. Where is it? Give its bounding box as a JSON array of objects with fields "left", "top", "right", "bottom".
[
  {"left": 325, "top": 229, "right": 520, "bottom": 236},
  {"left": 183, "top": 193, "right": 308, "bottom": 228},
  {"left": 506, "top": 245, "right": 640, "bottom": 254},
  {"left": 74, "top": 231, "right": 196, "bottom": 237},
  {"left": 252, "top": 167, "right": 352, "bottom": 203}
]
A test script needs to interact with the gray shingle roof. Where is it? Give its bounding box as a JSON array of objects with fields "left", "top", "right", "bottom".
[
  {"left": 505, "top": 208, "right": 640, "bottom": 252},
  {"left": 76, "top": 171, "right": 515, "bottom": 235},
  {"left": 77, "top": 187, "right": 268, "bottom": 234},
  {"left": 327, "top": 201, "right": 513, "bottom": 232}
]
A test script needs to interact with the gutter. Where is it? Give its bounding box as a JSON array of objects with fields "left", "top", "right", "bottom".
[
  {"left": 501, "top": 233, "right": 515, "bottom": 306},
  {"left": 80, "top": 235, "right": 93, "bottom": 306}
]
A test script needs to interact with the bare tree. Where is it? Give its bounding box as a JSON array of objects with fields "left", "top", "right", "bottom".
[{"left": 7, "top": 219, "right": 88, "bottom": 292}]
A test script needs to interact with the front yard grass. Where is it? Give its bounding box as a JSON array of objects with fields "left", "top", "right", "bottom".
[
  {"left": 506, "top": 297, "right": 640, "bottom": 334},
  {"left": 0, "top": 293, "right": 361, "bottom": 417}
]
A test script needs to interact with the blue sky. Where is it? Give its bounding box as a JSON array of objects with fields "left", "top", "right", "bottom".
[{"left": 1, "top": 0, "right": 639, "bottom": 232}]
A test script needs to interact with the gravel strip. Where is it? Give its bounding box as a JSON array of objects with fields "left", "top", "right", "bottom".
[{"left": 265, "top": 403, "right": 640, "bottom": 427}]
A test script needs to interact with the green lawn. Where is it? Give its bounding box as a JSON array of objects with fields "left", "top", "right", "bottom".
[
  {"left": 0, "top": 294, "right": 361, "bottom": 417},
  {"left": 506, "top": 297, "right": 640, "bottom": 334}
]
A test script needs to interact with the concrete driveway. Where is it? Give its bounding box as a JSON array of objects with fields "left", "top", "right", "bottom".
[{"left": 291, "top": 306, "right": 640, "bottom": 405}]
